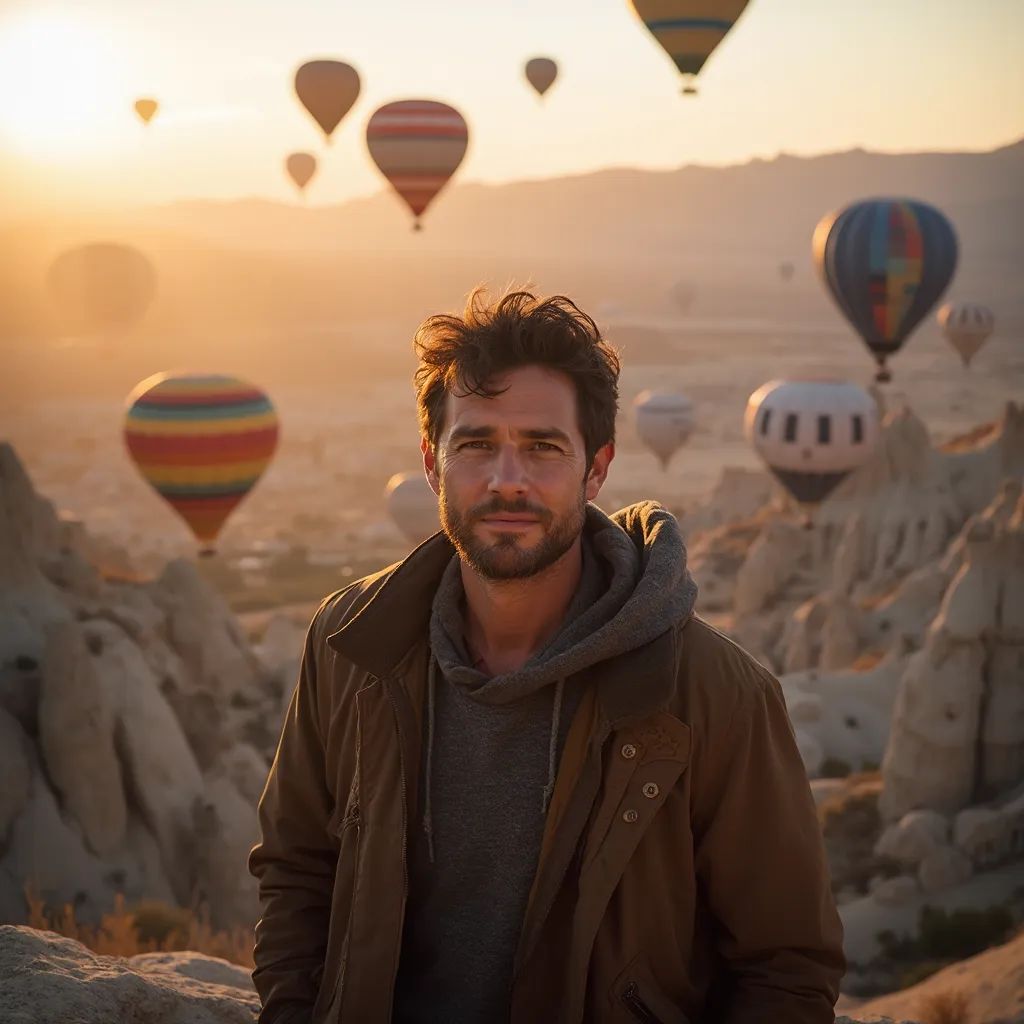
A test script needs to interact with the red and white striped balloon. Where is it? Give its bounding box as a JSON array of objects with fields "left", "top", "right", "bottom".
[{"left": 366, "top": 100, "right": 469, "bottom": 230}]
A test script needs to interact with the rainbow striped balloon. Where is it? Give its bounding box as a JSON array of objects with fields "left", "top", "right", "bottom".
[
  {"left": 366, "top": 100, "right": 469, "bottom": 230},
  {"left": 630, "top": 0, "right": 750, "bottom": 91},
  {"left": 813, "top": 199, "right": 958, "bottom": 382},
  {"left": 124, "top": 373, "right": 279, "bottom": 553}
]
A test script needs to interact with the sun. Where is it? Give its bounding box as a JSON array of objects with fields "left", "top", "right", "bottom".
[{"left": 0, "top": 11, "right": 125, "bottom": 159}]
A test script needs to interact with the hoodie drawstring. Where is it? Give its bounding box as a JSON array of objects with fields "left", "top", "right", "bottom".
[
  {"left": 541, "top": 678, "right": 565, "bottom": 815},
  {"left": 423, "top": 656, "right": 437, "bottom": 864}
]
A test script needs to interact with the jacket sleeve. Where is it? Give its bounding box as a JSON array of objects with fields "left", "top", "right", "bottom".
[
  {"left": 248, "top": 617, "right": 337, "bottom": 1024},
  {"left": 691, "top": 661, "right": 845, "bottom": 1023}
]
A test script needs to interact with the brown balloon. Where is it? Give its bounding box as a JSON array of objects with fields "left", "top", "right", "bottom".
[
  {"left": 525, "top": 57, "right": 558, "bottom": 98},
  {"left": 294, "top": 60, "right": 360, "bottom": 141},
  {"left": 285, "top": 152, "right": 317, "bottom": 195}
]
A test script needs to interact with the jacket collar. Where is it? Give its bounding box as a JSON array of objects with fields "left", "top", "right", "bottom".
[{"left": 325, "top": 530, "right": 683, "bottom": 728}]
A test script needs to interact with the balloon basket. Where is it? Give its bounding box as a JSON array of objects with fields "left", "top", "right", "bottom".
[
  {"left": 413, "top": 221, "right": 423, "bottom": 233},
  {"left": 198, "top": 546, "right": 217, "bottom": 559},
  {"left": 682, "top": 85, "right": 698, "bottom": 96}
]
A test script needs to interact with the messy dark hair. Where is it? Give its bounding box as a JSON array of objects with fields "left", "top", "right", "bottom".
[{"left": 414, "top": 288, "right": 620, "bottom": 466}]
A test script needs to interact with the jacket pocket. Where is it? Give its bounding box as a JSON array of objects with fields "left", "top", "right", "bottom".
[
  {"left": 311, "top": 804, "right": 361, "bottom": 1024},
  {"left": 613, "top": 955, "right": 691, "bottom": 1024}
]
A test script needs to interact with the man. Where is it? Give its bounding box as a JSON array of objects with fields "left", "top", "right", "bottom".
[{"left": 249, "top": 289, "right": 845, "bottom": 1024}]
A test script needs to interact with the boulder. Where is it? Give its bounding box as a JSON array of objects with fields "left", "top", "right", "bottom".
[
  {"left": 875, "top": 810, "right": 950, "bottom": 867},
  {"left": 0, "top": 925, "right": 259, "bottom": 1024},
  {"left": 918, "top": 845, "right": 973, "bottom": 893},
  {"left": 38, "top": 622, "right": 127, "bottom": 858},
  {"left": 131, "top": 950, "right": 255, "bottom": 990},
  {"left": 0, "top": 708, "right": 32, "bottom": 841},
  {"left": 871, "top": 874, "right": 919, "bottom": 907},
  {"left": 85, "top": 620, "right": 206, "bottom": 904},
  {"left": 152, "top": 560, "right": 262, "bottom": 706}
]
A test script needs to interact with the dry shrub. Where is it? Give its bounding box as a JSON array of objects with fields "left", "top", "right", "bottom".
[
  {"left": 24, "top": 884, "right": 254, "bottom": 967},
  {"left": 919, "top": 988, "right": 971, "bottom": 1024},
  {"left": 851, "top": 649, "right": 885, "bottom": 671}
]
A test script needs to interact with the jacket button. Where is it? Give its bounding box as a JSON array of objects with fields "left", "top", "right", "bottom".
[
  {"left": 622, "top": 808, "right": 639, "bottom": 824},
  {"left": 642, "top": 782, "right": 660, "bottom": 799},
  {"left": 620, "top": 743, "right": 638, "bottom": 760}
]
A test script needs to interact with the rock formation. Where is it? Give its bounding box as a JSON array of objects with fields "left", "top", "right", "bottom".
[
  {"left": 0, "top": 444, "right": 284, "bottom": 929},
  {"left": 0, "top": 925, "right": 912, "bottom": 1024}
]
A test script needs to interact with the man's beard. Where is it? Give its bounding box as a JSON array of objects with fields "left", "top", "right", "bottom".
[{"left": 439, "top": 487, "right": 586, "bottom": 580}]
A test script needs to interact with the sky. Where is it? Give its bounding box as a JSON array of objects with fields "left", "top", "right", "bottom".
[{"left": 0, "top": 0, "right": 1022, "bottom": 214}]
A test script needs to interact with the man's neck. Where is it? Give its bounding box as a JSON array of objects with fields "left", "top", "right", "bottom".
[{"left": 460, "top": 539, "right": 583, "bottom": 676}]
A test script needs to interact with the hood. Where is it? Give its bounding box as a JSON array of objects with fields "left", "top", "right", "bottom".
[{"left": 429, "top": 501, "right": 698, "bottom": 706}]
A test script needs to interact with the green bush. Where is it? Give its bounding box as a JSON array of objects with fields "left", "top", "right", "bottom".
[
  {"left": 820, "top": 757, "right": 852, "bottom": 779},
  {"left": 917, "top": 904, "right": 1013, "bottom": 959}
]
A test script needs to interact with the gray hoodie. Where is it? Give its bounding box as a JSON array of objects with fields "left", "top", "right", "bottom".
[{"left": 392, "top": 502, "right": 698, "bottom": 1023}]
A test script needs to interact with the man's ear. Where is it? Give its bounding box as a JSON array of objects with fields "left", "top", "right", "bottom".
[
  {"left": 421, "top": 436, "right": 441, "bottom": 496},
  {"left": 585, "top": 442, "right": 614, "bottom": 501}
]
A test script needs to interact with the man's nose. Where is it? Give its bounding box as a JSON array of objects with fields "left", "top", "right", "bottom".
[{"left": 487, "top": 444, "right": 528, "bottom": 497}]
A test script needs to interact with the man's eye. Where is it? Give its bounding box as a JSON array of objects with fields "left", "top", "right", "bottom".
[
  {"left": 533, "top": 442, "right": 561, "bottom": 452},
  {"left": 459, "top": 440, "right": 491, "bottom": 450}
]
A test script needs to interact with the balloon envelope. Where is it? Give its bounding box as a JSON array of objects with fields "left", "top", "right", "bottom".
[
  {"left": 294, "top": 60, "right": 360, "bottom": 140},
  {"left": 386, "top": 472, "right": 439, "bottom": 544},
  {"left": 937, "top": 301, "right": 994, "bottom": 368},
  {"left": 634, "top": 390, "right": 696, "bottom": 468},
  {"left": 525, "top": 57, "right": 558, "bottom": 97},
  {"left": 285, "top": 152, "right": 317, "bottom": 194},
  {"left": 813, "top": 198, "right": 958, "bottom": 382},
  {"left": 366, "top": 100, "right": 469, "bottom": 229},
  {"left": 47, "top": 243, "right": 157, "bottom": 336},
  {"left": 744, "top": 378, "right": 879, "bottom": 507},
  {"left": 134, "top": 98, "right": 158, "bottom": 124},
  {"left": 629, "top": 0, "right": 750, "bottom": 89},
  {"left": 124, "top": 373, "right": 280, "bottom": 551},
  {"left": 670, "top": 279, "right": 695, "bottom": 314}
]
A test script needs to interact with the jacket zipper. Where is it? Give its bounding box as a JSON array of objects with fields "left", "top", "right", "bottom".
[{"left": 622, "top": 982, "right": 664, "bottom": 1024}]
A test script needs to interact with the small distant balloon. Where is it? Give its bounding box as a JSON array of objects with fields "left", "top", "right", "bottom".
[
  {"left": 294, "top": 60, "right": 361, "bottom": 141},
  {"left": 634, "top": 390, "right": 696, "bottom": 469},
  {"left": 525, "top": 57, "right": 558, "bottom": 98},
  {"left": 937, "top": 301, "right": 995, "bottom": 368},
  {"left": 124, "top": 373, "right": 280, "bottom": 555},
  {"left": 778, "top": 261, "right": 795, "bottom": 282},
  {"left": 366, "top": 100, "right": 469, "bottom": 231},
  {"left": 628, "top": 0, "right": 751, "bottom": 94},
  {"left": 813, "top": 198, "right": 958, "bottom": 383},
  {"left": 744, "top": 378, "right": 879, "bottom": 516},
  {"left": 670, "top": 279, "right": 695, "bottom": 314},
  {"left": 385, "top": 472, "right": 439, "bottom": 544},
  {"left": 134, "top": 98, "right": 159, "bottom": 125},
  {"left": 285, "top": 152, "right": 318, "bottom": 195},
  {"left": 46, "top": 242, "right": 157, "bottom": 337}
]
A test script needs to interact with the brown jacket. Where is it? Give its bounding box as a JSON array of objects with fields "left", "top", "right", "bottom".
[{"left": 249, "top": 534, "right": 845, "bottom": 1024}]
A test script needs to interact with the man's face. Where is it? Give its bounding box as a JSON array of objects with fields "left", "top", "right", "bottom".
[{"left": 422, "top": 365, "right": 613, "bottom": 580}]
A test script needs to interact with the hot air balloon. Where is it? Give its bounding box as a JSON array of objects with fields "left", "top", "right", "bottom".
[
  {"left": 285, "top": 152, "right": 317, "bottom": 196},
  {"left": 813, "top": 198, "right": 958, "bottom": 383},
  {"left": 366, "top": 100, "right": 469, "bottom": 231},
  {"left": 634, "top": 390, "right": 696, "bottom": 469},
  {"left": 629, "top": 0, "right": 750, "bottom": 94},
  {"left": 778, "top": 261, "right": 795, "bottom": 282},
  {"left": 670, "top": 279, "right": 695, "bottom": 314},
  {"left": 294, "top": 60, "right": 360, "bottom": 142},
  {"left": 124, "top": 373, "right": 280, "bottom": 555},
  {"left": 525, "top": 57, "right": 558, "bottom": 98},
  {"left": 937, "top": 301, "right": 995, "bottom": 368},
  {"left": 47, "top": 243, "right": 157, "bottom": 337},
  {"left": 744, "top": 378, "right": 879, "bottom": 520},
  {"left": 385, "top": 472, "right": 439, "bottom": 544},
  {"left": 134, "top": 98, "right": 159, "bottom": 125}
]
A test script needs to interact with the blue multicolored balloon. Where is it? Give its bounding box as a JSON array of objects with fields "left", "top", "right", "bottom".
[{"left": 813, "top": 199, "right": 958, "bottom": 382}]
